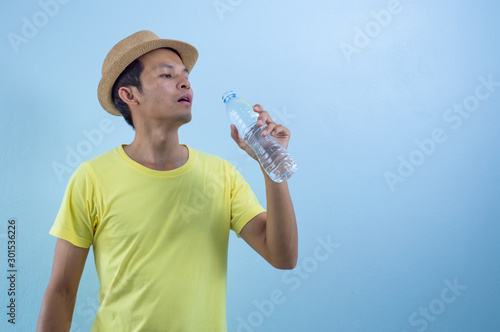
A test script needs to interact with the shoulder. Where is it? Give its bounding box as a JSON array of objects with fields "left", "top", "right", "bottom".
[
  {"left": 81, "top": 146, "right": 123, "bottom": 174},
  {"left": 188, "top": 146, "right": 233, "bottom": 168},
  {"left": 69, "top": 146, "right": 121, "bottom": 184},
  {"left": 85, "top": 146, "right": 121, "bottom": 166},
  {"left": 187, "top": 147, "right": 242, "bottom": 185}
]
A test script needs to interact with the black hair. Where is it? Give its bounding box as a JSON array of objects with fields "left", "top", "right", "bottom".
[
  {"left": 112, "top": 59, "right": 143, "bottom": 129},
  {"left": 111, "top": 47, "right": 182, "bottom": 129}
]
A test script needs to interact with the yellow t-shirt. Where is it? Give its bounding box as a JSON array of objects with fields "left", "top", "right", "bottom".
[{"left": 49, "top": 145, "right": 265, "bottom": 332}]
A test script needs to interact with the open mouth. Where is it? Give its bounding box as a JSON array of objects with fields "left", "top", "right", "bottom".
[{"left": 178, "top": 94, "right": 192, "bottom": 104}]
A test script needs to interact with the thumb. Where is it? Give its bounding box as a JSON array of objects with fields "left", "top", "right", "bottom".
[{"left": 230, "top": 125, "right": 246, "bottom": 149}]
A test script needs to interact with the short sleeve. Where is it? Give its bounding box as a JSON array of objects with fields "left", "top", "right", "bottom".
[
  {"left": 228, "top": 164, "right": 266, "bottom": 237},
  {"left": 49, "top": 163, "right": 98, "bottom": 248}
]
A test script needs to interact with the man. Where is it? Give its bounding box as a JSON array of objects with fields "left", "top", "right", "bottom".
[{"left": 37, "top": 30, "right": 297, "bottom": 331}]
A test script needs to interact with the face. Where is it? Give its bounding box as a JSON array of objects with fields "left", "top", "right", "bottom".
[{"left": 132, "top": 48, "right": 193, "bottom": 127}]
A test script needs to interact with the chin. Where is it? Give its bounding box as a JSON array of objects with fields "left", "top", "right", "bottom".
[{"left": 178, "top": 113, "right": 192, "bottom": 124}]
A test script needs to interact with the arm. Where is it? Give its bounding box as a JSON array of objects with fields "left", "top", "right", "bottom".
[
  {"left": 37, "top": 238, "right": 89, "bottom": 332},
  {"left": 231, "top": 104, "right": 298, "bottom": 269}
]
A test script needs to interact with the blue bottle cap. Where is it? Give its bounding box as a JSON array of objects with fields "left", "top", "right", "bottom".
[{"left": 222, "top": 91, "right": 236, "bottom": 103}]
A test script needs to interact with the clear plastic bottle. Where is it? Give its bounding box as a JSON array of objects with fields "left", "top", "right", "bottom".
[{"left": 222, "top": 91, "right": 298, "bottom": 183}]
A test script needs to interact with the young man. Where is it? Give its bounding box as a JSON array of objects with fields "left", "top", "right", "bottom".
[{"left": 37, "top": 30, "right": 297, "bottom": 331}]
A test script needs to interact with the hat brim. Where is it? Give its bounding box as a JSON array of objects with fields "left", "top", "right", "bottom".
[{"left": 98, "top": 38, "right": 198, "bottom": 116}]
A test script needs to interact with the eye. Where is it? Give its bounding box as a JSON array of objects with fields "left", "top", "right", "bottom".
[{"left": 161, "top": 74, "right": 172, "bottom": 78}]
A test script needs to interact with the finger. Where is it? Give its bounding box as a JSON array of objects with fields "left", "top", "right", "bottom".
[
  {"left": 256, "top": 111, "right": 274, "bottom": 128},
  {"left": 253, "top": 104, "right": 264, "bottom": 113},
  {"left": 230, "top": 124, "right": 241, "bottom": 142},
  {"left": 269, "top": 124, "right": 290, "bottom": 137},
  {"left": 256, "top": 111, "right": 279, "bottom": 136},
  {"left": 254, "top": 105, "right": 268, "bottom": 127},
  {"left": 230, "top": 125, "right": 247, "bottom": 149},
  {"left": 262, "top": 121, "right": 278, "bottom": 136}
]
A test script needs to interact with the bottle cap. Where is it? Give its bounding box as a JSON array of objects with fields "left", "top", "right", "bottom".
[{"left": 222, "top": 91, "right": 236, "bottom": 103}]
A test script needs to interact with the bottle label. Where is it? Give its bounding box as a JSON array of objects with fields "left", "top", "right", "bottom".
[{"left": 239, "top": 98, "right": 252, "bottom": 106}]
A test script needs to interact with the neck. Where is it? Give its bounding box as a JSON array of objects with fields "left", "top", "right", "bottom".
[{"left": 124, "top": 124, "right": 188, "bottom": 171}]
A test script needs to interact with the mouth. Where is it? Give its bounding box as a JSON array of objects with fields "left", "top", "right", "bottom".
[{"left": 177, "top": 94, "right": 192, "bottom": 105}]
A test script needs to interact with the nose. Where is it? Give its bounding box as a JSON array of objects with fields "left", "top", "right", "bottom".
[{"left": 178, "top": 77, "right": 190, "bottom": 90}]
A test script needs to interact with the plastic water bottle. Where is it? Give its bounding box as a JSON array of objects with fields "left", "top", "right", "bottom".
[{"left": 222, "top": 91, "right": 297, "bottom": 183}]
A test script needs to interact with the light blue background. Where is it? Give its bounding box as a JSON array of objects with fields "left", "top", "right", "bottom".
[{"left": 1, "top": 0, "right": 500, "bottom": 331}]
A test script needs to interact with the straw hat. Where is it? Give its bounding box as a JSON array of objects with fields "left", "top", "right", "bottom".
[{"left": 97, "top": 30, "right": 198, "bottom": 116}]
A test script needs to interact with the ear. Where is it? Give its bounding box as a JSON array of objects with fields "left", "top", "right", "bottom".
[{"left": 118, "top": 86, "right": 140, "bottom": 108}]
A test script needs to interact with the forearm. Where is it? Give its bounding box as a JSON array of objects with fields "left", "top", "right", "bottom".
[
  {"left": 262, "top": 167, "right": 298, "bottom": 269},
  {"left": 37, "top": 286, "right": 76, "bottom": 332}
]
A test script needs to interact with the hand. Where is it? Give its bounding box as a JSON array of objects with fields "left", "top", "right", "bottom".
[{"left": 230, "top": 104, "right": 291, "bottom": 161}]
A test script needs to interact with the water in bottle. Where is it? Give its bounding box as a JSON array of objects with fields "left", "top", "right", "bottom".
[{"left": 222, "top": 91, "right": 297, "bottom": 183}]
